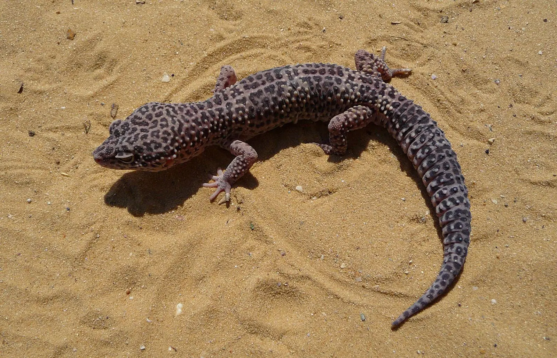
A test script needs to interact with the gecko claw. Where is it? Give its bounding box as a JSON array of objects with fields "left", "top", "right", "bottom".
[
  {"left": 217, "top": 192, "right": 230, "bottom": 205},
  {"left": 203, "top": 168, "right": 232, "bottom": 202}
]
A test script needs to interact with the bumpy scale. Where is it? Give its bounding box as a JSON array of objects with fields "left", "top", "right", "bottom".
[{"left": 93, "top": 48, "right": 471, "bottom": 328}]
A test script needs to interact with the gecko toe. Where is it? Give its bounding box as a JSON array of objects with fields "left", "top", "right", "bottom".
[
  {"left": 204, "top": 169, "right": 231, "bottom": 202},
  {"left": 313, "top": 143, "right": 333, "bottom": 155}
]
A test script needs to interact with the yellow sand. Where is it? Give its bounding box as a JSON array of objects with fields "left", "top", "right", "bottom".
[{"left": 1, "top": 1, "right": 555, "bottom": 356}]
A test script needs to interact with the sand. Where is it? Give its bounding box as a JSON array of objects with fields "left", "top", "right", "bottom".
[{"left": 1, "top": 0, "right": 556, "bottom": 356}]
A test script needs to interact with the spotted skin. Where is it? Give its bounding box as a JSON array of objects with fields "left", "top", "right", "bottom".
[{"left": 93, "top": 48, "right": 471, "bottom": 328}]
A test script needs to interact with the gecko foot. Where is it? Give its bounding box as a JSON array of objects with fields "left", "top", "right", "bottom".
[
  {"left": 355, "top": 46, "right": 411, "bottom": 82},
  {"left": 313, "top": 142, "right": 346, "bottom": 156},
  {"left": 202, "top": 168, "right": 231, "bottom": 204},
  {"left": 314, "top": 143, "right": 334, "bottom": 155}
]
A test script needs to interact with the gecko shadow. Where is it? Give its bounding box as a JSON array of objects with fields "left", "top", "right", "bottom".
[
  {"left": 103, "top": 122, "right": 327, "bottom": 216},
  {"left": 102, "top": 146, "right": 254, "bottom": 217}
]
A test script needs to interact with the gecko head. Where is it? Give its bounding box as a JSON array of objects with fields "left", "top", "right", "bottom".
[
  {"left": 93, "top": 119, "right": 146, "bottom": 170},
  {"left": 93, "top": 116, "right": 177, "bottom": 172},
  {"left": 93, "top": 102, "right": 199, "bottom": 172}
]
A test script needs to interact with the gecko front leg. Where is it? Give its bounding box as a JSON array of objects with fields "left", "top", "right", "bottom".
[{"left": 202, "top": 140, "right": 258, "bottom": 203}]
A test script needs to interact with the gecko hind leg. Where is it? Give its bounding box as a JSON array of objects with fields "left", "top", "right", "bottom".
[
  {"left": 315, "top": 106, "right": 377, "bottom": 155},
  {"left": 355, "top": 46, "right": 411, "bottom": 81}
]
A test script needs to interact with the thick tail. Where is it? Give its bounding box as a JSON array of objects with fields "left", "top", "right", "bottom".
[{"left": 384, "top": 96, "right": 471, "bottom": 328}]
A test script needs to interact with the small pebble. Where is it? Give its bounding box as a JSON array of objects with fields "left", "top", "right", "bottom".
[
  {"left": 538, "top": 50, "right": 543, "bottom": 55},
  {"left": 140, "top": 345, "right": 146, "bottom": 351},
  {"left": 66, "top": 29, "right": 76, "bottom": 40},
  {"left": 175, "top": 303, "right": 183, "bottom": 316},
  {"left": 522, "top": 217, "right": 528, "bottom": 223},
  {"left": 83, "top": 120, "right": 91, "bottom": 134},
  {"left": 27, "top": 198, "right": 32, "bottom": 203},
  {"left": 295, "top": 185, "right": 303, "bottom": 192},
  {"left": 494, "top": 79, "right": 500, "bottom": 85},
  {"left": 440, "top": 16, "right": 449, "bottom": 23},
  {"left": 488, "top": 138, "right": 496, "bottom": 145},
  {"left": 340, "top": 263, "right": 347, "bottom": 269},
  {"left": 161, "top": 73, "right": 171, "bottom": 82},
  {"left": 28, "top": 130, "right": 35, "bottom": 137},
  {"left": 360, "top": 313, "right": 366, "bottom": 321},
  {"left": 491, "top": 299, "right": 497, "bottom": 305},
  {"left": 110, "top": 103, "right": 119, "bottom": 119},
  {"left": 431, "top": 74, "right": 437, "bottom": 80}
]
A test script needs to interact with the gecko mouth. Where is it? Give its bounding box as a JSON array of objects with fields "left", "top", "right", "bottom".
[{"left": 92, "top": 155, "right": 113, "bottom": 168}]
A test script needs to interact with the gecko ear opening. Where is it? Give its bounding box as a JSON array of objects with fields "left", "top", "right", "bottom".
[{"left": 115, "top": 151, "right": 134, "bottom": 163}]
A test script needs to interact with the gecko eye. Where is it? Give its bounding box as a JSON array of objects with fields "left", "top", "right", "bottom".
[{"left": 115, "top": 152, "right": 134, "bottom": 163}]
